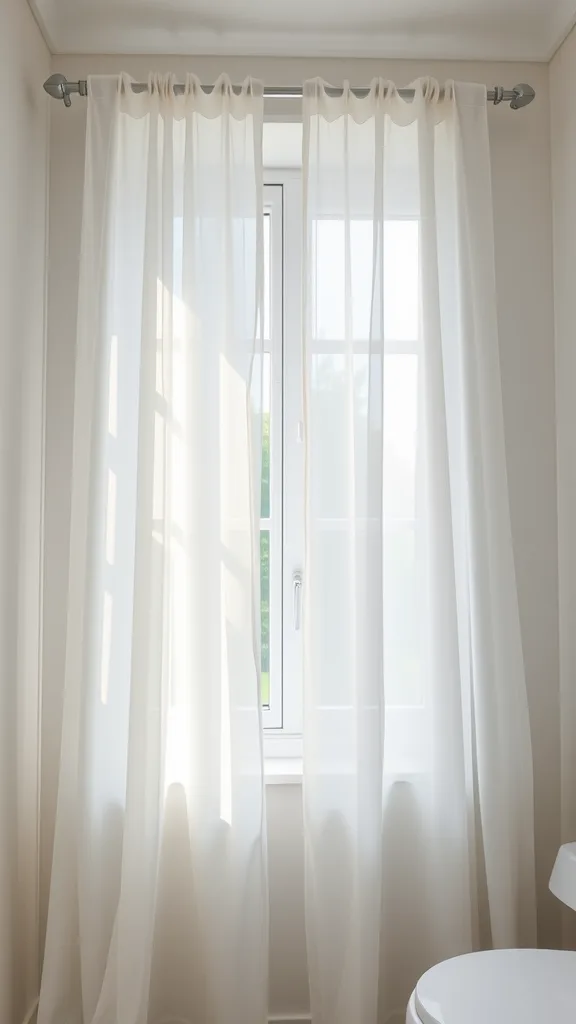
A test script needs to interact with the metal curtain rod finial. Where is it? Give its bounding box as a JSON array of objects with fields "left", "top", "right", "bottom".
[{"left": 43, "top": 73, "right": 536, "bottom": 110}]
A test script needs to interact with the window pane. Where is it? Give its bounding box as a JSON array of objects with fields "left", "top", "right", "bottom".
[
  {"left": 309, "top": 352, "right": 419, "bottom": 520},
  {"left": 314, "top": 220, "right": 344, "bottom": 340},
  {"left": 313, "top": 218, "right": 419, "bottom": 341},
  {"left": 260, "top": 529, "right": 270, "bottom": 706},
  {"left": 384, "top": 354, "right": 417, "bottom": 520},
  {"left": 383, "top": 220, "right": 419, "bottom": 341},
  {"left": 309, "top": 216, "right": 420, "bottom": 714},
  {"left": 260, "top": 193, "right": 281, "bottom": 724},
  {"left": 264, "top": 213, "right": 271, "bottom": 341},
  {"left": 260, "top": 353, "right": 271, "bottom": 519},
  {"left": 309, "top": 352, "right": 371, "bottom": 518},
  {"left": 383, "top": 522, "right": 420, "bottom": 706}
]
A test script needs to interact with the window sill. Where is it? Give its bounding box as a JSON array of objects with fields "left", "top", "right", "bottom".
[
  {"left": 263, "top": 759, "right": 425, "bottom": 786},
  {"left": 264, "top": 758, "right": 303, "bottom": 785}
]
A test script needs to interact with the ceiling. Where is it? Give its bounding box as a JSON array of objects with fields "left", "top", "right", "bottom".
[{"left": 30, "top": 0, "right": 576, "bottom": 61}]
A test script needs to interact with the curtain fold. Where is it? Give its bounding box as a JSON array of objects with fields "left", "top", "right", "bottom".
[
  {"left": 301, "top": 77, "right": 536, "bottom": 1024},
  {"left": 38, "top": 73, "right": 268, "bottom": 1024}
]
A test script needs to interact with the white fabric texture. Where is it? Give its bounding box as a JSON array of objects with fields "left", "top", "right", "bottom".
[
  {"left": 38, "top": 73, "right": 268, "bottom": 1024},
  {"left": 302, "top": 77, "right": 536, "bottom": 1024}
]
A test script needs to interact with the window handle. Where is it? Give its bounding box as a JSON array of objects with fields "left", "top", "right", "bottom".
[{"left": 293, "top": 572, "right": 303, "bottom": 631}]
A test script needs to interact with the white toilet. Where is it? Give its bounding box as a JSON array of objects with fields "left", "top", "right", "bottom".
[{"left": 406, "top": 843, "right": 576, "bottom": 1023}]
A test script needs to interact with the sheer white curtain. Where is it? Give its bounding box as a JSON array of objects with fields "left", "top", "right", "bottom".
[
  {"left": 302, "top": 77, "right": 536, "bottom": 1024},
  {"left": 38, "top": 73, "right": 268, "bottom": 1024}
]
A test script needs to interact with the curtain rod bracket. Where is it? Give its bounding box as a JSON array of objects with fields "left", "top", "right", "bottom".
[
  {"left": 510, "top": 83, "right": 536, "bottom": 110},
  {"left": 43, "top": 74, "right": 87, "bottom": 106}
]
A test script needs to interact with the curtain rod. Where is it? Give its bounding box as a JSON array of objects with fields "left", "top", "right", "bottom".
[{"left": 44, "top": 74, "right": 535, "bottom": 110}]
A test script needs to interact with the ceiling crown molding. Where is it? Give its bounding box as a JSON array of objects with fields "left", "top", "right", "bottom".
[{"left": 28, "top": 0, "right": 576, "bottom": 63}]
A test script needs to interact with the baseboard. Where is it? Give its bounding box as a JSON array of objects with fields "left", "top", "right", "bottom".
[
  {"left": 268, "top": 1015, "right": 312, "bottom": 1024},
  {"left": 24, "top": 1003, "right": 309, "bottom": 1024}
]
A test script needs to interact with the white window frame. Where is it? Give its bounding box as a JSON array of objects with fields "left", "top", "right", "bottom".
[
  {"left": 263, "top": 173, "right": 304, "bottom": 759},
  {"left": 262, "top": 172, "right": 424, "bottom": 777},
  {"left": 261, "top": 183, "right": 284, "bottom": 730}
]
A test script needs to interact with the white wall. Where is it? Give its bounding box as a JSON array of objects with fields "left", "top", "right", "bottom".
[
  {"left": 0, "top": 2, "right": 50, "bottom": 1022},
  {"left": 550, "top": 22, "right": 576, "bottom": 952},
  {"left": 43, "top": 54, "right": 559, "bottom": 1018}
]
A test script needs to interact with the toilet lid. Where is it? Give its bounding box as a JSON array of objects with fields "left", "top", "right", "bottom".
[{"left": 415, "top": 949, "right": 576, "bottom": 1024}]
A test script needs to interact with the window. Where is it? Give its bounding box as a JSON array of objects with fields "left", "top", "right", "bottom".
[
  {"left": 260, "top": 185, "right": 285, "bottom": 730},
  {"left": 261, "top": 171, "right": 421, "bottom": 765},
  {"left": 261, "top": 176, "right": 304, "bottom": 752}
]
